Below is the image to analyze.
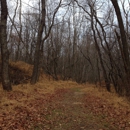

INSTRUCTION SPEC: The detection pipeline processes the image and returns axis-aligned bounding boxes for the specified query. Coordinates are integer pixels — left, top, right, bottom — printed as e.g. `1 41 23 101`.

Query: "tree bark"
111 0 130 95
90 6 111 92
111 0 129 77
31 0 62 84
0 0 12 91
31 0 46 84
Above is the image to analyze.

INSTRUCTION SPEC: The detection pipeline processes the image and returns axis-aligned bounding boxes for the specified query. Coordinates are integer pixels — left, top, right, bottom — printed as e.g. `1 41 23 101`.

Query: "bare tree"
0 0 12 91
30 0 46 84
111 0 130 95
31 0 63 84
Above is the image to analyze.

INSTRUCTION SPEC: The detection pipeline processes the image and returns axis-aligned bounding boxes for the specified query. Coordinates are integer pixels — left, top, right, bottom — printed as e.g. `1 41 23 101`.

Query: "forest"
1 0 130 129
1 0 129 95
1 0 130 96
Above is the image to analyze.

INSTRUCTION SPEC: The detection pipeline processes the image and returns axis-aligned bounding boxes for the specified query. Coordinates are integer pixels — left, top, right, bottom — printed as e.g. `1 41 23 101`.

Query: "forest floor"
0 61 130 130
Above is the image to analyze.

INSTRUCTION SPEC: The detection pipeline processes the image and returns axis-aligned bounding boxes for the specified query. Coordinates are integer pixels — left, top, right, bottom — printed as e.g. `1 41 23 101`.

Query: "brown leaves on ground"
0 88 68 130
83 94 130 130
0 61 130 130
0 85 130 130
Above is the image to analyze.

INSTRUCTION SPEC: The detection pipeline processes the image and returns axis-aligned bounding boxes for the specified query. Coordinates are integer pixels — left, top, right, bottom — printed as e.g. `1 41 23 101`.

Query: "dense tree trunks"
0 0 12 91
2 0 130 96
31 0 46 84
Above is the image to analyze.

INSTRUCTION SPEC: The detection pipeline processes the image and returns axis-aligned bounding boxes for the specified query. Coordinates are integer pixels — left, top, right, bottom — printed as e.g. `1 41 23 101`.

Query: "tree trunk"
90 6 111 92
111 0 129 77
111 0 130 95
0 0 12 91
31 0 46 84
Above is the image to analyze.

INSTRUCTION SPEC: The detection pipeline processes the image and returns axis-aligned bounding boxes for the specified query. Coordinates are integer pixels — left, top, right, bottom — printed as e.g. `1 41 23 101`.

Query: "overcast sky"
8 0 129 27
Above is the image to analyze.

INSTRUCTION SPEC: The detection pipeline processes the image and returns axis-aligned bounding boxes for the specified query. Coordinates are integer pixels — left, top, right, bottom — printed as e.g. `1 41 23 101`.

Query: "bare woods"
0 0 130 97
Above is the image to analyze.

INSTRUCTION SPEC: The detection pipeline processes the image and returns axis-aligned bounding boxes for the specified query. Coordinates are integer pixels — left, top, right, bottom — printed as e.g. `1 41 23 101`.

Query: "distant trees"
1 0 130 97
73 0 130 96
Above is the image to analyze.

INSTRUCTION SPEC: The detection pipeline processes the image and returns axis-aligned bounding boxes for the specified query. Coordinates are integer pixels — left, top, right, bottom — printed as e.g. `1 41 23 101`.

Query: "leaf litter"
0 62 130 130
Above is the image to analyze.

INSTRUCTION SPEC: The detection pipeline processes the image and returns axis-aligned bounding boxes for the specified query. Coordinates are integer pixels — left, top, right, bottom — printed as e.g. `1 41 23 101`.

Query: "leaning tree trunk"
90 5 111 92
111 0 130 95
111 0 129 73
0 0 12 91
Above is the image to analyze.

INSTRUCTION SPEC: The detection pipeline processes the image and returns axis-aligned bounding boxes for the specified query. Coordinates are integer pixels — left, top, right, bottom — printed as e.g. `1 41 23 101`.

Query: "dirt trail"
35 87 120 130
